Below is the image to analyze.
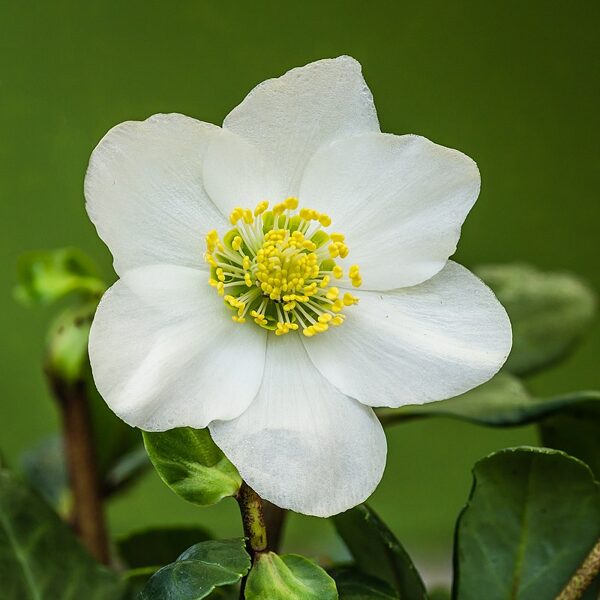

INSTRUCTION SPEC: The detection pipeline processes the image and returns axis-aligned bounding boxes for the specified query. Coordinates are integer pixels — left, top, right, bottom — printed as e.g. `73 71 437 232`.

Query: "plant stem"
49 376 110 565
236 482 269 599
237 482 268 556
556 538 600 600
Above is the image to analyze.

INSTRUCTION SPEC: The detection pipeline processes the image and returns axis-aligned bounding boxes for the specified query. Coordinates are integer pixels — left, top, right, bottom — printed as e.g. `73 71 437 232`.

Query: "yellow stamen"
204 199 361 338
254 200 269 216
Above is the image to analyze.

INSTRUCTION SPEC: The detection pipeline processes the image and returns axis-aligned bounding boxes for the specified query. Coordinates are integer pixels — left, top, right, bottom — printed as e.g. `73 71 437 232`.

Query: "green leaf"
379 373 600 428
139 538 250 600
143 428 242 506
453 447 600 600
207 586 239 599
540 394 600 479
330 567 398 599
119 527 226 600
118 525 212 569
332 504 427 599
245 552 337 600
475 264 596 376
20 435 71 517
15 248 106 306
45 302 96 383
0 470 124 599
125 567 240 599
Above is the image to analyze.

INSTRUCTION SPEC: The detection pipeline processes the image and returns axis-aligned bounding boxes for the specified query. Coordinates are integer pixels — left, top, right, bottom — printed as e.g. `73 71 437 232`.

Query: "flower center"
205 198 361 337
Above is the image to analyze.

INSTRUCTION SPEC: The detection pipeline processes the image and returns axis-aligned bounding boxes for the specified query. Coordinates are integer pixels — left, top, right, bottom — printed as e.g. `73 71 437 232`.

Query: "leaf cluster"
3 252 598 598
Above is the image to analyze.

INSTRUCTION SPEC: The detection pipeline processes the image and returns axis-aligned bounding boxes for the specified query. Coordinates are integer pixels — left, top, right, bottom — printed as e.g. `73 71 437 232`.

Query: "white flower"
86 56 511 517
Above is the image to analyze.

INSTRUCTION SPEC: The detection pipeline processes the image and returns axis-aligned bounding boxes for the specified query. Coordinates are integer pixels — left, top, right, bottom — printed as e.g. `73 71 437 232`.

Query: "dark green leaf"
0 470 123 599
540 395 600 479
475 264 596 376
453 447 600 600
20 435 71 517
139 538 250 600
379 373 599 428
245 552 337 600
124 570 239 600
118 525 212 569
15 247 105 306
332 504 427 599
207 586 239 599
143 428 241 506
330 567 398 599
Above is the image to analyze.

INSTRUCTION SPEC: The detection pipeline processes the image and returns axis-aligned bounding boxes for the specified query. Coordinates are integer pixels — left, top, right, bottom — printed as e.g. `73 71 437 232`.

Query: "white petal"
300 133 481 289
210 334 387 517
202 129 283 219
89 264 267 431
223 56 379 196
85 113 225 275
304 262 512 408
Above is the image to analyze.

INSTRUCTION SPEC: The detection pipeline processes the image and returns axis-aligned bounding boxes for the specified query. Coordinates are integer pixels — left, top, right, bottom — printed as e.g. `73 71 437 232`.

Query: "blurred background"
1 0 598 585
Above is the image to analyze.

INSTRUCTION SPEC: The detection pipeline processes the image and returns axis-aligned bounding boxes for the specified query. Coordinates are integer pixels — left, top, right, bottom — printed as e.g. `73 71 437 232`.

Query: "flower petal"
209 334 387 517
300 133 481 289
223 56 379 196
85 113 225 275
202 129 283 220
89 264 267 431
304 262 512 408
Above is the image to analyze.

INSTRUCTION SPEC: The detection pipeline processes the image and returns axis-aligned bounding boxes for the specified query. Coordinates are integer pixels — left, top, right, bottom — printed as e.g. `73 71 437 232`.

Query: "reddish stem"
50 376 110 564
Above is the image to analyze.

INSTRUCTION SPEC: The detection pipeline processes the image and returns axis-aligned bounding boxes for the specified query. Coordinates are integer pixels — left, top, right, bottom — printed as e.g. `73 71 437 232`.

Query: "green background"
1 0 598 583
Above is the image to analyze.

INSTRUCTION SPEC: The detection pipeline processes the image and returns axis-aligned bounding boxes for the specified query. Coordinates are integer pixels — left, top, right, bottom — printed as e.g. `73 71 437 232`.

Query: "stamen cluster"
205 198 361 337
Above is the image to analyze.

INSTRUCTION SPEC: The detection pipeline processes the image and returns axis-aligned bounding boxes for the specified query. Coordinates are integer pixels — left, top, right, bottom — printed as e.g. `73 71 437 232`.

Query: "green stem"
556 538 600 600
236 482 268 599
237 482 267 555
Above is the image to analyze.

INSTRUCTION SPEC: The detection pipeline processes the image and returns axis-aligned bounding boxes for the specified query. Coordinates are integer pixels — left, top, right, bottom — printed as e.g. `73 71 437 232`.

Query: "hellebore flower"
86 57 511 517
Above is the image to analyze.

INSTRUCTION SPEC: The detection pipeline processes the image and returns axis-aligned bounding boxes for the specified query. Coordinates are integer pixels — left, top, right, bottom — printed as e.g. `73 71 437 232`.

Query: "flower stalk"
48 375 110 565
556 538 600 600
237 482 268 556
236 482 269 599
